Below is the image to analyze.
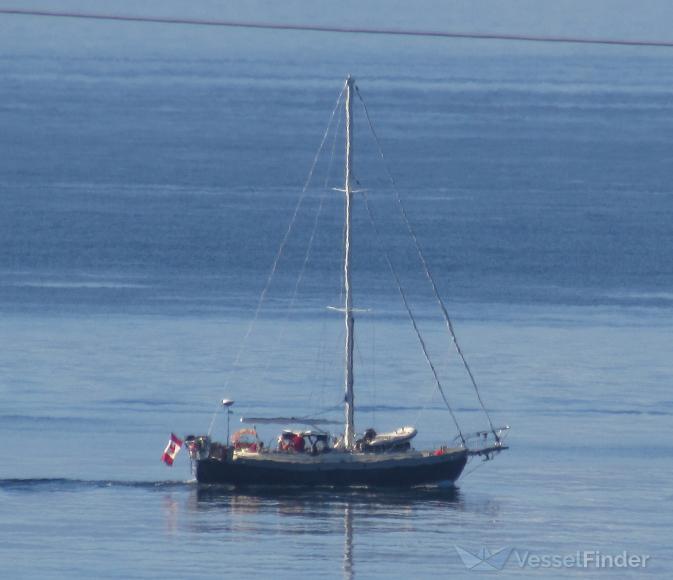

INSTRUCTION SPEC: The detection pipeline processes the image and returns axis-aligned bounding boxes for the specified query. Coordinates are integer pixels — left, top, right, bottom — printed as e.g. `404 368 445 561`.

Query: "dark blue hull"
196 451 468 487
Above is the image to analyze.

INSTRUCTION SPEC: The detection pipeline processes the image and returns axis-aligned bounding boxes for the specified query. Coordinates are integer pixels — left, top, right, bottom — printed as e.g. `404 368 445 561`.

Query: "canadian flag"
161 433 183 466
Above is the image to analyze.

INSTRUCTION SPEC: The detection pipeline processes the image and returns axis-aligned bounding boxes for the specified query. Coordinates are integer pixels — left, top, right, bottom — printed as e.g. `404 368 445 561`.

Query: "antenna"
221 399 235 444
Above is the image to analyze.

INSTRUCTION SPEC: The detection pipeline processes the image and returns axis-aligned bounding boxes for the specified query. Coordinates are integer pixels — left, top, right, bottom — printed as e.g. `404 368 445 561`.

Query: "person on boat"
355 428 377 451
277 430 305 452
277 431 293 451
363 428 377 443
291 433 305 453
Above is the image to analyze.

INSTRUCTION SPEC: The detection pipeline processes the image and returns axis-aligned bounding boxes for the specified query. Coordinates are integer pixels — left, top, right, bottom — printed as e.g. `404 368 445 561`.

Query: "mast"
343 76 355 450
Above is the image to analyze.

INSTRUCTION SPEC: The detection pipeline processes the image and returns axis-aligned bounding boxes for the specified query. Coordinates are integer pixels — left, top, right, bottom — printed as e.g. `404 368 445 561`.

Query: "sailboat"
183 77 509 487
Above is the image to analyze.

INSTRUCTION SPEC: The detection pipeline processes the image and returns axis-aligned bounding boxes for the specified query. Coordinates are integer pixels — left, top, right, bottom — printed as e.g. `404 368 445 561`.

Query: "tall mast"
343 76 355 450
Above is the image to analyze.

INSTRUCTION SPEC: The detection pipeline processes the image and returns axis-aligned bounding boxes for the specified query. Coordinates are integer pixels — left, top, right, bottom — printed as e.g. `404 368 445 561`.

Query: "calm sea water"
1 49 672 578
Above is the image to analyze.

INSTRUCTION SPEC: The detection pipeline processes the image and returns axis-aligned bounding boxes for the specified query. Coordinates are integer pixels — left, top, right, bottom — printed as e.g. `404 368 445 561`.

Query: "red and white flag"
161 433 183 466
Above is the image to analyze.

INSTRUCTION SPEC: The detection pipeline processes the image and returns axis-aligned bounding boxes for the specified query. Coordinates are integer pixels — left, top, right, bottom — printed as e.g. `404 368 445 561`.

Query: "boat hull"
196 449 468 487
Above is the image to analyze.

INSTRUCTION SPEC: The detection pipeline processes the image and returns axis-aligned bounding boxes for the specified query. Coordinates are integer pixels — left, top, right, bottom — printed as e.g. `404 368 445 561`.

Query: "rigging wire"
262 92 343 373
3 8 673 49
355 85 499 440
371 317 376 428
303 399 345 419
305 313 328 412
361 190 465 444
324 97 345 190
411 362 444 428
207 85 345 436
460 456 488 479
269 96 343 417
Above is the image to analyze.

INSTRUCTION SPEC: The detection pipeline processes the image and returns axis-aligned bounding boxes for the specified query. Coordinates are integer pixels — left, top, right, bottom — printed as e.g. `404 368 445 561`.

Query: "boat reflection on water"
343 502 353 580
188 486 468 579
